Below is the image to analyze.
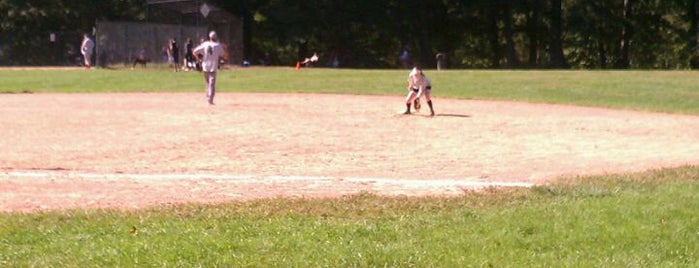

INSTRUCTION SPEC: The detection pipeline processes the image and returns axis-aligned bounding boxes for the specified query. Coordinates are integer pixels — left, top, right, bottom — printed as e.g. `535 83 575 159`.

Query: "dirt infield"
1 93 698 212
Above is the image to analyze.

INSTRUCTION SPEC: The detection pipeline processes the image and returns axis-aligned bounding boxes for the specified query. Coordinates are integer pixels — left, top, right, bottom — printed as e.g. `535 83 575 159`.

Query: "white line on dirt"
3 171 533 189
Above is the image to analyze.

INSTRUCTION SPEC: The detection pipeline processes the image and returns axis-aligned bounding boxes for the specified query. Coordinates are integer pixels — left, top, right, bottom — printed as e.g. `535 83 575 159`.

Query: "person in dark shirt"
184 38 195 71
169 38 180 72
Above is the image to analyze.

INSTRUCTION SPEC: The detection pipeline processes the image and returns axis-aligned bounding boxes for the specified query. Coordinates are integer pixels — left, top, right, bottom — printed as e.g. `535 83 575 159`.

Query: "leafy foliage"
216 0 699 69
2 0 699 69
0 0 145 65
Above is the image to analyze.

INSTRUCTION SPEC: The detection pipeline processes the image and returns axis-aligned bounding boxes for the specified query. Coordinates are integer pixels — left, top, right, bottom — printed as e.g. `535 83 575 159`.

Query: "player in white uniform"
80 33 95 69
403 67 435 116
193 31 226 105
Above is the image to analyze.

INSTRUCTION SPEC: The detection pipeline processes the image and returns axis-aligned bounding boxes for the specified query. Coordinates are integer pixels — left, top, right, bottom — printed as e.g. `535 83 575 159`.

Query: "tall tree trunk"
487 3 502 68
419 27 432 68
615 0 633 68
526 0 542 66
417 1 433 68
548 0 569 68
689 0 699 68
242 4 252 61
598 32 607 68
503 0 520 67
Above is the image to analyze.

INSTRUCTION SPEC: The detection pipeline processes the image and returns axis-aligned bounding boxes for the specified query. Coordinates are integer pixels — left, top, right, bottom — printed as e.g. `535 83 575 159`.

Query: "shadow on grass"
1 90 33 94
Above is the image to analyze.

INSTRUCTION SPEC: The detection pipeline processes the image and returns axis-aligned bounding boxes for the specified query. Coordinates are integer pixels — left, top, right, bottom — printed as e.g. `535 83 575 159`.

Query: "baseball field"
1 67 698 266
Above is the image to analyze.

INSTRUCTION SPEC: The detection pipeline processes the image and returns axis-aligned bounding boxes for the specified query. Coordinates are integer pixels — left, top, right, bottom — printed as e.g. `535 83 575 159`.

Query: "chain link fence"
96 21 241 67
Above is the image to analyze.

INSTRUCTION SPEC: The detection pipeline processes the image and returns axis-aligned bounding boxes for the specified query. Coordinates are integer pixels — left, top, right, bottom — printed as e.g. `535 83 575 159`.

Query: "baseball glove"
413 97 421 112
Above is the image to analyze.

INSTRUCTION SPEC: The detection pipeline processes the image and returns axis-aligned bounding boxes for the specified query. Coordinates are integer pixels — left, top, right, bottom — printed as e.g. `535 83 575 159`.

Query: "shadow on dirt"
435 113 470 118
397 113 471 118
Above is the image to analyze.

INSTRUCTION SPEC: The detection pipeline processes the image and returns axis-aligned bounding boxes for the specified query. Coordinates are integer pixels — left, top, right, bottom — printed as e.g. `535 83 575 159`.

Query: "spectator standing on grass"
399 47 410 68
436 52 446 70
162 44 169 62
193 31 226 105
169 38 180 72
80 33 94 69
329 54 340 68
184 38 195 71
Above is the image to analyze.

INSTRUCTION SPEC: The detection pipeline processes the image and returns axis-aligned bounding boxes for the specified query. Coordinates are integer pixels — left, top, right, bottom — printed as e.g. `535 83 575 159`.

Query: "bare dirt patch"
1 93 698 212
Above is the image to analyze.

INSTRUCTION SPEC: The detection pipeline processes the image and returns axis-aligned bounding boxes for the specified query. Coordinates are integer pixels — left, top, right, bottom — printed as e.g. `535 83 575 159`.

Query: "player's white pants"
83 53 92 67
205 71 217 103
405 88 432 104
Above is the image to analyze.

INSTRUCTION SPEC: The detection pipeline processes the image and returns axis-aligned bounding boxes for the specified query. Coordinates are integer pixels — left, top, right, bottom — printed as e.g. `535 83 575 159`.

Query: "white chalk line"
2 171 533 189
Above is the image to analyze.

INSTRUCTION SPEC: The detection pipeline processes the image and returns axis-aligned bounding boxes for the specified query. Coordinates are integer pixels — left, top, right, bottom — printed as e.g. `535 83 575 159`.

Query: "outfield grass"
1 166 697 267
1 67 698 115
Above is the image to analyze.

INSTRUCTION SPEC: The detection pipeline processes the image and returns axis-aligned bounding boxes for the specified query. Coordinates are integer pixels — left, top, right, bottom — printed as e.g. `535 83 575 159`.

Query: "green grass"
1 166 697 267
1 67 698 266
1 67 698 114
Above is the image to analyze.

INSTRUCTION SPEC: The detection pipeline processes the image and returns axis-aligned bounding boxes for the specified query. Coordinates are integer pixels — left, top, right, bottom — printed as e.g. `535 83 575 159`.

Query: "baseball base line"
3 171 533 189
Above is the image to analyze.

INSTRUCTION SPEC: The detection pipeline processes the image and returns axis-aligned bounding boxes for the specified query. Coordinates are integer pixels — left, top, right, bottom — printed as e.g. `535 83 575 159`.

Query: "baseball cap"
409 67 422 77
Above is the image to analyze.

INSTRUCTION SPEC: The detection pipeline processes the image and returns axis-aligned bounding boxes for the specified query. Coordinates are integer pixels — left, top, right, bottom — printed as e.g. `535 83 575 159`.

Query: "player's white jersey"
81 38 94 55
408 74 431 91
193 41 225 72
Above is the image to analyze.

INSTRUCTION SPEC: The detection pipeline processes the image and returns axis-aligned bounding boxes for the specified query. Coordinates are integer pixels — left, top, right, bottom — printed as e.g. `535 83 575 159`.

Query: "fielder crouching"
403 66 435 116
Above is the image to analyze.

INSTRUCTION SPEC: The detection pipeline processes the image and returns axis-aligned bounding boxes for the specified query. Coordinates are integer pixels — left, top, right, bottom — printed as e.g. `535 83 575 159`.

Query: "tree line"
2 0 698 69
0 0 146 65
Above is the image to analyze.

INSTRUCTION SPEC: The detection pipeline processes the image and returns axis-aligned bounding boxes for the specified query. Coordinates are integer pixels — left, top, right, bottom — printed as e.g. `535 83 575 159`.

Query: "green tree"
0 0 144 65
3 0 699 69
685 0 699 68
548 0 569 68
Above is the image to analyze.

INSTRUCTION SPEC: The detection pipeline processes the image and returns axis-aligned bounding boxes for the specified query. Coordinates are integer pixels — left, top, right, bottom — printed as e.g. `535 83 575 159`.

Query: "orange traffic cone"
295 61 301 70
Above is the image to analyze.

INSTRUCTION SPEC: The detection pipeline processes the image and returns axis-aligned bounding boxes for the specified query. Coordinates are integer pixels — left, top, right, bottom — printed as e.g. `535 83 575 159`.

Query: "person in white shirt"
80 33 95 69
403 66 435 116
300 52 319 66
193 31 226 105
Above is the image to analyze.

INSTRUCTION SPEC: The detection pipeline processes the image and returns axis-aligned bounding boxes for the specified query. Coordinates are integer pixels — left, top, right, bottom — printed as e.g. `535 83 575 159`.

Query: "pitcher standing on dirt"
193 31 226 105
